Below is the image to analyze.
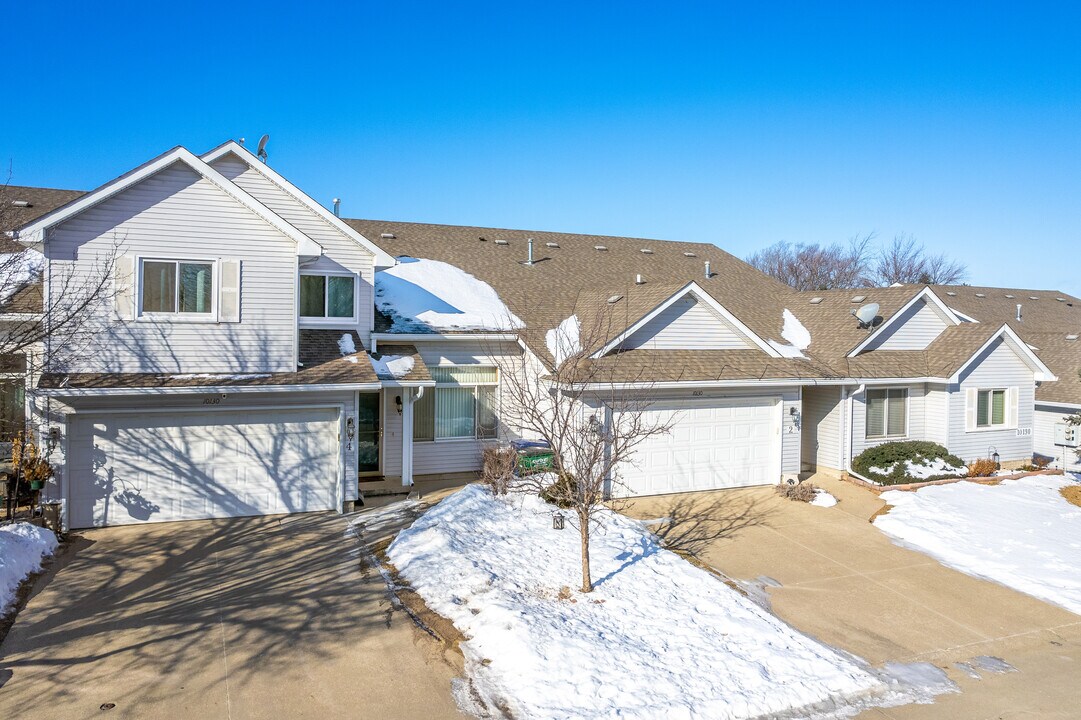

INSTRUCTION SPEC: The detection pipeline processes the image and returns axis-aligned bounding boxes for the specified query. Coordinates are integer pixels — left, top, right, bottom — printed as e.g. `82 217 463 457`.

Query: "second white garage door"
67 407 341 528
615 398 781 497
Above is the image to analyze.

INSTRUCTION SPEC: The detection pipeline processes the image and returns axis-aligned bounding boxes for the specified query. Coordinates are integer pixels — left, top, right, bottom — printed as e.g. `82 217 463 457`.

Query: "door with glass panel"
357 393 381 475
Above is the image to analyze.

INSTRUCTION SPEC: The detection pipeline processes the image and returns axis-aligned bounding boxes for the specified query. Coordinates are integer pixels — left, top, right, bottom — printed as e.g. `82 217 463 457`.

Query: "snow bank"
369 354 415 379
876 475 1081 614
389 484 923 719
0 249 45 304
376 257 524 332
544 314 581 367
0 523 58 616
812 490 839 507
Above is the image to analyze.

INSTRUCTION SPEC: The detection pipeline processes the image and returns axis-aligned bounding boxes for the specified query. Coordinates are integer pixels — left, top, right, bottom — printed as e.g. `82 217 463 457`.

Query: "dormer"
849 288 962 356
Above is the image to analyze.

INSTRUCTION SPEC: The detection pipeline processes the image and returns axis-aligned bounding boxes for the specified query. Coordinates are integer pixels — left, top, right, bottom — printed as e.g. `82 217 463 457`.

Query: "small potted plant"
12 431 54 492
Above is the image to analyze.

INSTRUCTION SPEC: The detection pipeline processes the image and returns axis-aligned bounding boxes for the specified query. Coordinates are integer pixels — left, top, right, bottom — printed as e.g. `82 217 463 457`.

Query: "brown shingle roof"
583 350 839 383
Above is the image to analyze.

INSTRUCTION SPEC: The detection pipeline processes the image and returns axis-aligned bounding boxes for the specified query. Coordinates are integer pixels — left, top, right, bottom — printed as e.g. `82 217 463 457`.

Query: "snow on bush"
388 485 936 719
376 257 524 332
876 475 1081 614
0 523 58 616
854 441 966 485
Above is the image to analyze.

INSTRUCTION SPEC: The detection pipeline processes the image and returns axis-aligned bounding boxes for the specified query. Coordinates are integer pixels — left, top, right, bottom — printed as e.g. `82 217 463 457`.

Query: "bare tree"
871 233 967 286
491 308 676 593
746 234 874 290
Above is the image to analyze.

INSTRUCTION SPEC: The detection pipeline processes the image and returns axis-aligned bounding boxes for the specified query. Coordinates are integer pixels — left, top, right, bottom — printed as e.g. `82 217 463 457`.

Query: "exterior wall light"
395 395 403 415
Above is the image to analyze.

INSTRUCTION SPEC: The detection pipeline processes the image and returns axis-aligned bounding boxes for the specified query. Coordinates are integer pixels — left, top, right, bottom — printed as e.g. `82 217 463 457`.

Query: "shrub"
481 446 517 495
1032 455 1052 470
967 458 998 478
852 440 966 486
539 472 577 509
776 481 818 502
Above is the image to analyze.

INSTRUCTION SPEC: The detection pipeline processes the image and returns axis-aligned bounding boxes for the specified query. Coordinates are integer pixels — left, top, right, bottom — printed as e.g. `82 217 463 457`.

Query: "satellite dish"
256 134 270 163
853 302 880 328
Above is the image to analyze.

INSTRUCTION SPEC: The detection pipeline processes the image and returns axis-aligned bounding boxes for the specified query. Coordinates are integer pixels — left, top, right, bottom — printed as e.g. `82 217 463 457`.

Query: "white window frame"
298 270 358 324
415 366 500 443
137 256 220 322
865 387 909 440
975 387 1008 429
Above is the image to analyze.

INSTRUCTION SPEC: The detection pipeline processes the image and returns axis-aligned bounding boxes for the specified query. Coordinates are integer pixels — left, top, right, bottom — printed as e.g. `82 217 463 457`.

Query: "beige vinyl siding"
1033 404 1081 472
802 385 843 471
618 295 753 350
210 154 376 345
865 299 951 351
850 384 926 457
46 162 297 373
947 337 1035 462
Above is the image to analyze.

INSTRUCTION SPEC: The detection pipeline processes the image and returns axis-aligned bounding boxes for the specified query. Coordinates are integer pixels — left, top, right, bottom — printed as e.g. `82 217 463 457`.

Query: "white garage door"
615 398 781 498
68 407 341 528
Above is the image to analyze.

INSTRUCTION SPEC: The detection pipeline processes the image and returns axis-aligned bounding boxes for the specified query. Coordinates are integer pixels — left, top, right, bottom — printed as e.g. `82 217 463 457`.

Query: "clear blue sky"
3 2 1079 295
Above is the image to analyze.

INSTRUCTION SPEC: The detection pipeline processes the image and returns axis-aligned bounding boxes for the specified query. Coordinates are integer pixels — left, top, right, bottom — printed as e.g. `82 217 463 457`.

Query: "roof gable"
950 324 1056 383
848 287 961 357
617 293 754 351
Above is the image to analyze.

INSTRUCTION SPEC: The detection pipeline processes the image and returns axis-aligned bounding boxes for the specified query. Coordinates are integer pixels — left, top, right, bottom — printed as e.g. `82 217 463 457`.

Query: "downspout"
843 383 877 484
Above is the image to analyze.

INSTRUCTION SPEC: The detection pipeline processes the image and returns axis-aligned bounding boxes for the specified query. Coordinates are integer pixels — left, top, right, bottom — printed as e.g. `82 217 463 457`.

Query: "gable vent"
380 232 395 239
683 251 697 258
495 239 509 246
594 245 608 251
640 248 654 254
809 297 823 304
607 294 623 304
850 295 866 303
546 241 560 248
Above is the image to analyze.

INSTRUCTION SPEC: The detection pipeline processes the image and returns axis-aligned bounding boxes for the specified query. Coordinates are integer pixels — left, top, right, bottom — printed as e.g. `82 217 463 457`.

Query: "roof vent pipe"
1016 303 1022 322
635 274 644 285
333 198 341 217
527 238 534 265
704 261 711 279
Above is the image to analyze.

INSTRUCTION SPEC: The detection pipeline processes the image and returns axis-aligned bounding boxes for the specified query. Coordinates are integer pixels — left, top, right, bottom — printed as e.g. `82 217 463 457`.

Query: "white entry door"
67 407 341 528
615 398 781 497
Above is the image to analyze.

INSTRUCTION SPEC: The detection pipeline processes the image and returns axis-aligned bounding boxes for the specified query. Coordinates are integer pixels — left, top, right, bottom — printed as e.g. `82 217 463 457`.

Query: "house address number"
1016 427 1031 437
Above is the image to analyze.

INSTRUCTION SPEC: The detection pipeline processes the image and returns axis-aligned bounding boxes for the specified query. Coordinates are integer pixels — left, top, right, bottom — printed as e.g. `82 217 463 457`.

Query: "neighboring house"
1 142 1078 529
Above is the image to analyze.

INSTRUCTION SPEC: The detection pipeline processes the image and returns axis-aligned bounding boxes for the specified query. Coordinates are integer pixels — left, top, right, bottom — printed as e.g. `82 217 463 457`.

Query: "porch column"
401 387 415 486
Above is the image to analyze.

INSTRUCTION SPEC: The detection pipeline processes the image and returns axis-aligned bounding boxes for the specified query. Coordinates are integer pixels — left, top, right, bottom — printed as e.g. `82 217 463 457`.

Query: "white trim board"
848 287 962 357
948 324 1057 383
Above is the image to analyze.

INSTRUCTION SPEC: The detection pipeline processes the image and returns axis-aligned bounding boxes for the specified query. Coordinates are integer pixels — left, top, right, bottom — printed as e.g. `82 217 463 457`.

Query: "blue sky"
3 2 1080 295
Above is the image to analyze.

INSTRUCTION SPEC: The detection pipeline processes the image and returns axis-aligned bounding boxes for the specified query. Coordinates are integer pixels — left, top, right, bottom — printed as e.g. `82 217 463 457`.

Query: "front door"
357 393 381 475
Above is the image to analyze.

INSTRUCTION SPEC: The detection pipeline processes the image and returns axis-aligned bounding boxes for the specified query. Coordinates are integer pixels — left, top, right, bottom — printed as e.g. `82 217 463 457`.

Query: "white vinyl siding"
46 162 297 373
1034 405 1081 472
801 385 843 471
618 295 754 351
924 384 950 446
863 298 951 352
210 154 376 343
948 337 1035 462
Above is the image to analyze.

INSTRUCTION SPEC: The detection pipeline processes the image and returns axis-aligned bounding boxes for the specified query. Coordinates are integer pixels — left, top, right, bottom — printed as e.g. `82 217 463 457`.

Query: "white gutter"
41 382 383 397
1034 400 1081 412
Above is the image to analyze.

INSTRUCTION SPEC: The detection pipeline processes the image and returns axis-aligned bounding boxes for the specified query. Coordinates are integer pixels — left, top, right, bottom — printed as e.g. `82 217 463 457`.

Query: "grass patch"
1060 485 1081 508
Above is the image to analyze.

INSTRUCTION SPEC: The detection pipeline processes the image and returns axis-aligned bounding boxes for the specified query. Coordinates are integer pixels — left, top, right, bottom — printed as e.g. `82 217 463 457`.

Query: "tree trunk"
578 509 592 593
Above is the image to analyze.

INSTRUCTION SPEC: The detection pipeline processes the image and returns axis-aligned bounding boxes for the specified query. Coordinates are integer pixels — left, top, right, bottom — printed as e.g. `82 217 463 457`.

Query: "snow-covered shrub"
967 458 999 478
776 481 818 502
481 446 516 495
853 441 966 485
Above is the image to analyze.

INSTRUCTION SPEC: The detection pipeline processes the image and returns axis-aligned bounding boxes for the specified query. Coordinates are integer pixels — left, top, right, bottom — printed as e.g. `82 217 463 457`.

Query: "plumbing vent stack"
704 261 711 278
527 238 534 265
1016 303 1022 322
635 274 644 285
333 198 341 217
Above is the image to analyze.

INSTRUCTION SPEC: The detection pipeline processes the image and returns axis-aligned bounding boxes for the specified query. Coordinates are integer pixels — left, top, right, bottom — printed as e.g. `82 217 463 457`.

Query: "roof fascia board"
948 324 1057 383
16 146 323 259
592 282 782 359
40 381 383 397
202 142 395 268
1034 400 1081 412
848 287 962 358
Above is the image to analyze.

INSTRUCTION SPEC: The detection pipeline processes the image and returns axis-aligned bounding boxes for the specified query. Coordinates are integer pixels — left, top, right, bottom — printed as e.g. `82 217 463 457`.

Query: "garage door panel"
69 408 340 528
616 398 780 498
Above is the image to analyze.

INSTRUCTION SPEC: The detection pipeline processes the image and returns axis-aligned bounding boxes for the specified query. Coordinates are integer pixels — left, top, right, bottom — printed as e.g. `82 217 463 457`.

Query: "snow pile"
544 314 581 367
376 257 524 332
389 484 938 719
875 474 1081 613
369 354 415 379
0 523 58 616
811 489 839 507
767 309 811 359
0 249 45 304
338 333 357 355
868 458 967 481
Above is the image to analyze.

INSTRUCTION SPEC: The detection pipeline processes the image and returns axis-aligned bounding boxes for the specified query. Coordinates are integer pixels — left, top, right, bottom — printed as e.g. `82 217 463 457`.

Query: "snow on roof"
545 314 581 367
767 309 811 359
1 249 44 304
369 353 415 380
376 257 524 333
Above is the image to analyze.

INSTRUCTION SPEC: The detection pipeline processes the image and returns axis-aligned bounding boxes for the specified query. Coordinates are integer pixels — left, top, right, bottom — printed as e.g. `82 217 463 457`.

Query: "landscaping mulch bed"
843 468 1064 495
1061 485 1081 508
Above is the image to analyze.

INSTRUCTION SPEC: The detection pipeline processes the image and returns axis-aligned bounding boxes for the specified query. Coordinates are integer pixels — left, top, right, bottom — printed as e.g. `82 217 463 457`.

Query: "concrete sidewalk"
0 511 466 720
623 475 1081 719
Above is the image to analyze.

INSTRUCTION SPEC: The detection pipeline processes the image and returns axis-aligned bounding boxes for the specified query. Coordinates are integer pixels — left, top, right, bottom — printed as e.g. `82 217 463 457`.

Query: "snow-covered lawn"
0 523 58 617
388 485 947 719
875 474 1081 614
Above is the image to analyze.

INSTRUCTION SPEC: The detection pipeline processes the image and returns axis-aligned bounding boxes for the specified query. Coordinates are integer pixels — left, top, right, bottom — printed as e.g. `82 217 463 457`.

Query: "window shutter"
1007 386 1019 428
219 260 241 323
115 255 135 320
965 387 977 431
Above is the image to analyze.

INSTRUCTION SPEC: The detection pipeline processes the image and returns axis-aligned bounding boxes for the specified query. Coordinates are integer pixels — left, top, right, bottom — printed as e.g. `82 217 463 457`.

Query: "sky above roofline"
2 2 1079 297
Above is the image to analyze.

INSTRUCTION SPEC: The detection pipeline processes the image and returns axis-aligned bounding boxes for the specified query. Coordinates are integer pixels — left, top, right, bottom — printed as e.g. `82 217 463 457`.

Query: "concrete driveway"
623 475 1081 719
0 511 465 720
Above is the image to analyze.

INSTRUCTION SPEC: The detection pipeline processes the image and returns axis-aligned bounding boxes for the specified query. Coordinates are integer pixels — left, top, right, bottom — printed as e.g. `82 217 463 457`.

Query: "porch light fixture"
552 513 565 530
395 395 403 415
346 417 356 441
989 446 1000 470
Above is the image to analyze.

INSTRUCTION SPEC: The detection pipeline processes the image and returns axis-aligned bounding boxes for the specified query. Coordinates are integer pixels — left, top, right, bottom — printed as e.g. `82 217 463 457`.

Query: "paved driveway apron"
0 512 465 720
624 475 1081 720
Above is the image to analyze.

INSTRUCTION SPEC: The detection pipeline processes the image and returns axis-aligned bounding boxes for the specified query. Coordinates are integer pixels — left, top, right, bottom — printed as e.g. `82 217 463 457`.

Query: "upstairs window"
300 274 355 319
414 366 499 441
141 260 214 315
865 388 907 439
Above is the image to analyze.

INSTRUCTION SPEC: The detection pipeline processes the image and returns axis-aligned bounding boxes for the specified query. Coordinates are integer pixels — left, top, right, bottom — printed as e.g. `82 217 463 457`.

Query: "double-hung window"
300 273 356 319
976 389 1007 428
0 354 26 443
865 388 907 439
414 366 499 441
141 259 214 315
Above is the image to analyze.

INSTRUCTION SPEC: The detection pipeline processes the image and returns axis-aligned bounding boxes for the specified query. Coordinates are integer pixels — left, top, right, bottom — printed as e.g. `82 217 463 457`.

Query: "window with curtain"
141 260 213 314
413 366 499 441
300 274 355 318
865 388 907 439
0 378 26 439
976 389 1007 427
